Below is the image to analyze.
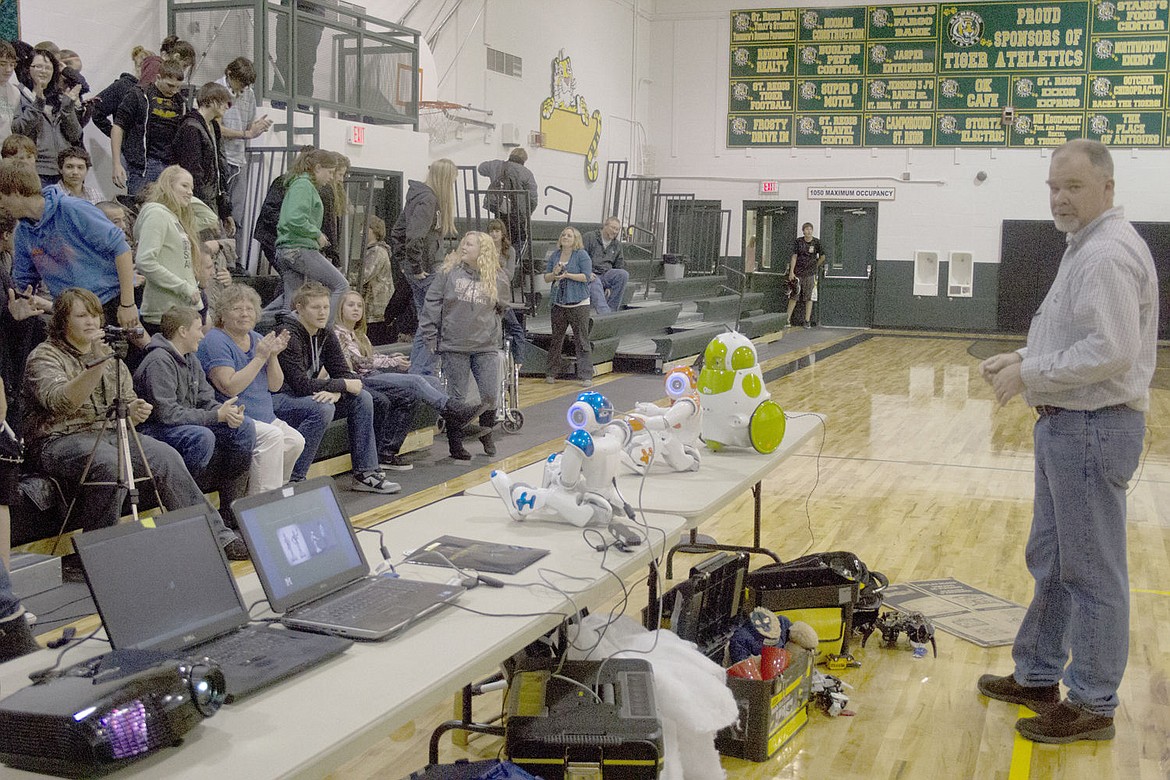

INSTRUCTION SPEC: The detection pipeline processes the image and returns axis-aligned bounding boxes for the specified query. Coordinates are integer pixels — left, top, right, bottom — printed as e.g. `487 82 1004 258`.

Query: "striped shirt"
1018 206 1157 412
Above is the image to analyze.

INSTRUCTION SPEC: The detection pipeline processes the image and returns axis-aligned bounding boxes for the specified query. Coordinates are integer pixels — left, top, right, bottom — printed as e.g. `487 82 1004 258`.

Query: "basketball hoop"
419 100 463 144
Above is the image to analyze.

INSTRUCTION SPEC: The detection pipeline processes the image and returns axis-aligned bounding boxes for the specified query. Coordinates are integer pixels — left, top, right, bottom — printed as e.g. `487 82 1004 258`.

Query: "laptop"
232 476 464 641
73 506 352 703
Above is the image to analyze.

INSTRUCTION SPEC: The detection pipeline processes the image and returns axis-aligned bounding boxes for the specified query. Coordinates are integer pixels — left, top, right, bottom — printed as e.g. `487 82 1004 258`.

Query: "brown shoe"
1016 701 1115 744
977 674 1060 712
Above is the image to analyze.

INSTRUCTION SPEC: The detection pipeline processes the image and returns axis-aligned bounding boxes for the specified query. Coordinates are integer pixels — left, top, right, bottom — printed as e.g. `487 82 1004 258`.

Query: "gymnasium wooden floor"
327 330 1170 780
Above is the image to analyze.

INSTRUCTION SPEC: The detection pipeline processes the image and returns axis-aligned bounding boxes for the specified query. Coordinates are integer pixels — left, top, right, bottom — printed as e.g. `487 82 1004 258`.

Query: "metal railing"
542 185 573 223
168 0 421 129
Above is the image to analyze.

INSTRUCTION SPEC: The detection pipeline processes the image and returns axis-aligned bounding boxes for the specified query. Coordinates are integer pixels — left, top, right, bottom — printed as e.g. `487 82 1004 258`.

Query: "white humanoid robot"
697 331 786 453
621 366 702 475
492 392 635 527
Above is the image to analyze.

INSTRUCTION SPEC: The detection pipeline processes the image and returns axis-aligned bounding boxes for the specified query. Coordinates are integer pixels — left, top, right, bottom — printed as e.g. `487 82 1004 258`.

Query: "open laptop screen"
233 477 368 613
74 507 246 652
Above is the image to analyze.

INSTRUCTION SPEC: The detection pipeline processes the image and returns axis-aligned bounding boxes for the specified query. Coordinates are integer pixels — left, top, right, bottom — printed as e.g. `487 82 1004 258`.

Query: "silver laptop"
232 476 464 641
73 506 352 702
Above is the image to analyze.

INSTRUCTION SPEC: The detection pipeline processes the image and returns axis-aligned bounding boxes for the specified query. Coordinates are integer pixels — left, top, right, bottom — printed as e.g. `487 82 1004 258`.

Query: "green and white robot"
697 331 786 453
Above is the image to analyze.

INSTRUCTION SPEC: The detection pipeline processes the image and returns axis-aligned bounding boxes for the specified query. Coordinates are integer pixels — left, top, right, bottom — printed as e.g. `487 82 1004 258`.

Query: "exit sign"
759 180 779 194
348 124 365 145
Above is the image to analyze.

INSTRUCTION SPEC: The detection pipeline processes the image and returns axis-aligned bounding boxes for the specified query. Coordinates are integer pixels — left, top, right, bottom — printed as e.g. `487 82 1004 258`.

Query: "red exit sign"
759 180 779 194
348 124 365 145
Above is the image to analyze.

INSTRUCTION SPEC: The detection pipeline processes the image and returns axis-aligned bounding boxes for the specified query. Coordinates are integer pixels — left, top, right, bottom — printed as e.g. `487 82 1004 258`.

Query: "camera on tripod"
103 325 145 357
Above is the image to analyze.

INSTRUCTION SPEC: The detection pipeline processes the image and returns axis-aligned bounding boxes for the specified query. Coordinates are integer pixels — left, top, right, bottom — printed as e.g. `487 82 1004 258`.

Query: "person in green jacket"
134 165 222 330
275 148 347 323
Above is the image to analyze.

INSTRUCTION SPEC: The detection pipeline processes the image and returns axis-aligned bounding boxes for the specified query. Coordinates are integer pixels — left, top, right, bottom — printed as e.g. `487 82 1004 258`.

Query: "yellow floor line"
1132 588 1170 596
1007 705 1034 780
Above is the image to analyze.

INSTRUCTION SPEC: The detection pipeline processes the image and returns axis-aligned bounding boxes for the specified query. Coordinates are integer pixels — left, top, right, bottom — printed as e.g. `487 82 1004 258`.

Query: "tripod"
51 342 163 554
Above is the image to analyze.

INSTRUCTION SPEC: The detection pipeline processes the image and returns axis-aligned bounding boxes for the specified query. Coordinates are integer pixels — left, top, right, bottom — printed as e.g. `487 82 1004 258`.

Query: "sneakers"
803 322 812 329
222 535 251 562
1016 701 1115 744
977 674 1060 711
579 379 593 388
379 453 414 471
544 376 556 384
353 470 401 494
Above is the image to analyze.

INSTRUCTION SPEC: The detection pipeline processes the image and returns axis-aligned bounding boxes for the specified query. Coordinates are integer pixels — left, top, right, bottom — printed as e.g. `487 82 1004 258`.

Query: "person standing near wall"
787 222 824 328
478 148 538 267
977 138 1156 744
216 57 271 260
389 158 456 377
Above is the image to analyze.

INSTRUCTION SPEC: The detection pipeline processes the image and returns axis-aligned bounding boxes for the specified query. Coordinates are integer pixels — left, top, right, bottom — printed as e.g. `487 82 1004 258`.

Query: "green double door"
817 202 878 328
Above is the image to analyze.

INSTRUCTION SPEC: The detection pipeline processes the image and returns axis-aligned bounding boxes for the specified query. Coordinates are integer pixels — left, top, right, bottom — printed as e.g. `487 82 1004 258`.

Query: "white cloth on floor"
566 614 738 780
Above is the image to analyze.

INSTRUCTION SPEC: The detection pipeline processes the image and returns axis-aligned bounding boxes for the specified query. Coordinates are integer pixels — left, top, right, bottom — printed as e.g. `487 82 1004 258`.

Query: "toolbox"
744 561 859 661
715 649 813 762
505 659 663 779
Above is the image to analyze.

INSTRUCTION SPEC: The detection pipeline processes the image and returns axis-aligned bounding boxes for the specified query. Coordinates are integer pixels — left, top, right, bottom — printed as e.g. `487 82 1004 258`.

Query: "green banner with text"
728 0 1170 147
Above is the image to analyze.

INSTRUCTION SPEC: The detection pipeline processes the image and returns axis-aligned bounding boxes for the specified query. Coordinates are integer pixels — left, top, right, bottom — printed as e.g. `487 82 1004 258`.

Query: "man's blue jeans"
407 275 436 376
587 268 629 313
1011 406 1144 717
137 420 257 482
273 392 334 481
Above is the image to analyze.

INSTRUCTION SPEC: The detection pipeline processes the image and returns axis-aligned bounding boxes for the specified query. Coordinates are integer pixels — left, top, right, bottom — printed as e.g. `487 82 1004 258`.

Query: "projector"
0 649 224 777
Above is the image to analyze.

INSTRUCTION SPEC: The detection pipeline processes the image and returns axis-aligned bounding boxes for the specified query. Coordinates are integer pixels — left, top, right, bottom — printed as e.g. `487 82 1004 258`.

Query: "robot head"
704 331 757 373
567 391 614 432
664 366 697 400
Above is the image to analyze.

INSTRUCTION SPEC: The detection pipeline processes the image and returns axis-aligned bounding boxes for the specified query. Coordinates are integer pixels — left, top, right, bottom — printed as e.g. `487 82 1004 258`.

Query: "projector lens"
186 663 226 717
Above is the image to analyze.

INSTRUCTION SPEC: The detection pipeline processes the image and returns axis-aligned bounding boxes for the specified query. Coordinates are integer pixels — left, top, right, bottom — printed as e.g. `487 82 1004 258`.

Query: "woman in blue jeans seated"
0 376 39 664
274 282 398 494
334 291 484 466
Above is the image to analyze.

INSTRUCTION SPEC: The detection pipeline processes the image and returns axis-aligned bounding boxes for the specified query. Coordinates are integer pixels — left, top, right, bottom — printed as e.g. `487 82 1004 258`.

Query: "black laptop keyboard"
297 578 431 625
195 626 291 665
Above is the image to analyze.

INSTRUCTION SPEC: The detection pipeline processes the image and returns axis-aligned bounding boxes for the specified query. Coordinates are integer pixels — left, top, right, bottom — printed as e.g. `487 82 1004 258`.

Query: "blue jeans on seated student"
278 246 348 325
273 389 380 477
364 384 416 457
587 268 629 313
37 431 228 541
137 419 257 483
273 392 334 481
363 370 448 412
1011 406 1145 718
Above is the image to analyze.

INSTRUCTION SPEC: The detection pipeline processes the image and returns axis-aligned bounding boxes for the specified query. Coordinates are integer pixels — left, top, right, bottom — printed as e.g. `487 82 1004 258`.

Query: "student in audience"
173 81 234 232
0 159 140 331
0 42 21 140
488 218 529 367
0 134 37 171
90 45 153 138
275 281 399 493
199 283 304 494
0 212 50 433
276 149 347 322
419 232 510 459
355 214 392 327
543 226 593 387
0 376 40 664
583 216 628 314
22 288 248 558
53 146 102 203
478 147 538 255
319 151 349 267
11 48 83 186
111 61 186 196
389 157 457 376
138 36 195 89
216 57 271 258
133 165 220 332
133 306 257 527
334 290 485 466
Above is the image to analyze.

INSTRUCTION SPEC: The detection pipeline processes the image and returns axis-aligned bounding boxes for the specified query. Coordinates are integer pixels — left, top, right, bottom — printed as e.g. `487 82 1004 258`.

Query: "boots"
442 401 489 441
447 422 472 460
479 409 498 457
0 610 40 664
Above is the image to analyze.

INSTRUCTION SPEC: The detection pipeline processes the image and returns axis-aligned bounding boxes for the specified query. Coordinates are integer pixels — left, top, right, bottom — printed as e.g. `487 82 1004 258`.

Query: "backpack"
484 162 529 217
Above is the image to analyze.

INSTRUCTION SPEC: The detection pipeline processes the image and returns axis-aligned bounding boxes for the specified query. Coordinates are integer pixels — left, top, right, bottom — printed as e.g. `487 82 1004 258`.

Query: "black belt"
1034 403 1131 417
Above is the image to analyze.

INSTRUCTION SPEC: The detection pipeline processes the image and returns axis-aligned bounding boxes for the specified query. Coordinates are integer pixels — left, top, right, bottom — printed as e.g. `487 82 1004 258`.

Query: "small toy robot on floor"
491 392 635 529
861 610 938 658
